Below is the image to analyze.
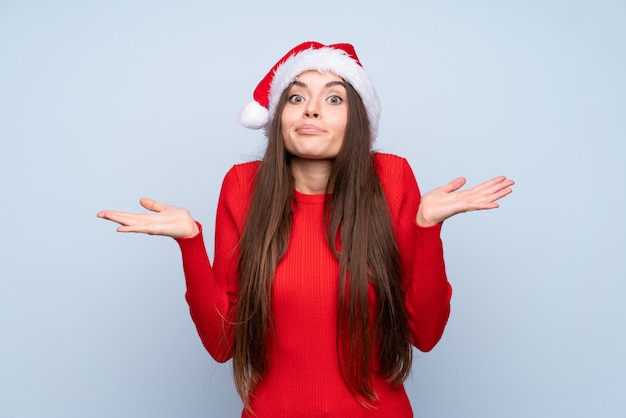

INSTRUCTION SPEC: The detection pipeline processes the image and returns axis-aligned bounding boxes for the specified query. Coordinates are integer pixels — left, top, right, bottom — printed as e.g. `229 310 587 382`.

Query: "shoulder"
372 152 421 216
373 151 407 166
217 160 261 216
222 160 261 192
227 160 261 179
373 152 415 186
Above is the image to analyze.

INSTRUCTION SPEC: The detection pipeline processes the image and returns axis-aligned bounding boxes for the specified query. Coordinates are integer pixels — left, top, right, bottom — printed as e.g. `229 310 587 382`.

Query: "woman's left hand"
416 176 515 227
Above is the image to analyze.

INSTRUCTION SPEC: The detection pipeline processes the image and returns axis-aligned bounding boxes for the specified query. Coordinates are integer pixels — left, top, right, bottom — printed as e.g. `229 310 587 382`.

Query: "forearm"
403 222 452 352
176 223 234 362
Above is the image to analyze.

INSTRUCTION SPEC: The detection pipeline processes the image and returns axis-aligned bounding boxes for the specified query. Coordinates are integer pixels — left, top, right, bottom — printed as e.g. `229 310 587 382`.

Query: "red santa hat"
238 41 381 140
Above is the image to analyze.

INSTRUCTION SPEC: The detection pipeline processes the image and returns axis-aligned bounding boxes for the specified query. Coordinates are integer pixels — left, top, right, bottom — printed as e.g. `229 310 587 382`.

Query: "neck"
289 158 333 194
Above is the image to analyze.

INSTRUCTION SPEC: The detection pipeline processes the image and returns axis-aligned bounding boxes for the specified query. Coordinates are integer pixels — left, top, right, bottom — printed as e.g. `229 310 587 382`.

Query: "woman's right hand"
97 198 200 239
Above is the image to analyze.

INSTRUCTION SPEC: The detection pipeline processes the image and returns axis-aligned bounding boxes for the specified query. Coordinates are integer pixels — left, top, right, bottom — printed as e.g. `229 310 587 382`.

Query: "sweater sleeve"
393 159 452 352
175 166 247 363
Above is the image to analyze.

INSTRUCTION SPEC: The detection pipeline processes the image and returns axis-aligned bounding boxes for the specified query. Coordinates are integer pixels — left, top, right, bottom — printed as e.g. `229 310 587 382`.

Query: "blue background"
1 1 624 417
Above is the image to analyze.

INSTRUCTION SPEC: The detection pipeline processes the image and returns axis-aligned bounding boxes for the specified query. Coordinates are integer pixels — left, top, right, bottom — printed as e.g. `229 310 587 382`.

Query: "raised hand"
97 198 199 239
416 176 514 227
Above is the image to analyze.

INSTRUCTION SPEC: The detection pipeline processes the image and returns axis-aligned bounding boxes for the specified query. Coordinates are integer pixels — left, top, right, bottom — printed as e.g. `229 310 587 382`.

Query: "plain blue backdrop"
1 1 624 417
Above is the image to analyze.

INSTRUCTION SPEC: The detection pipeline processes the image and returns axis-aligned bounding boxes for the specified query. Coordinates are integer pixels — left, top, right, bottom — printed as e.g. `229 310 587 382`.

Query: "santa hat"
238 41 381 140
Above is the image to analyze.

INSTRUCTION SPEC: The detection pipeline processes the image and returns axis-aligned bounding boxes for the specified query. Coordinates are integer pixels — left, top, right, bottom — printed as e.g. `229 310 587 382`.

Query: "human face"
280 70 348 161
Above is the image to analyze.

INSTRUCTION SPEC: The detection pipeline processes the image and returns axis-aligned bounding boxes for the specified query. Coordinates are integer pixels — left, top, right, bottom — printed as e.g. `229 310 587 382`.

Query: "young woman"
98 41 514 417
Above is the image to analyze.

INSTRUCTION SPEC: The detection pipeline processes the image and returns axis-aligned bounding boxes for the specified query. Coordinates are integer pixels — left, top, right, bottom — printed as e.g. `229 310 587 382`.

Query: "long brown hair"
234 79 412 409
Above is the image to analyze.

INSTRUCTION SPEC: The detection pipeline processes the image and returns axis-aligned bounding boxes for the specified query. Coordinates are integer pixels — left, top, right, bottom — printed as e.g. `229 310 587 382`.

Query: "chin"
289 152 337 162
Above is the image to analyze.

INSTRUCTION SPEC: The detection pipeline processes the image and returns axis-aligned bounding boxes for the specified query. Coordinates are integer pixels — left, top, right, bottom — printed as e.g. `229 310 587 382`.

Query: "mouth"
296 124 325 135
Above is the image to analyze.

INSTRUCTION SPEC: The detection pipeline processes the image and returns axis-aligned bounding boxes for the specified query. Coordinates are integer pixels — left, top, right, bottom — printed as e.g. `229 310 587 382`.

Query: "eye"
327 95 344 105
288 94 305 104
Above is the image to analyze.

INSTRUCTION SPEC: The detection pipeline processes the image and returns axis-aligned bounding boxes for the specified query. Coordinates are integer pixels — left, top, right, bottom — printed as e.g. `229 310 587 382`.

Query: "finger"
472 185 513 210
485 179 515 197
472 176 507 191
489 176 514 189
472 177 514 196
97 209 122 220
442 177 467 193
489 185 514 202
139 198 165 213
116 224 155 234
97 210 143 226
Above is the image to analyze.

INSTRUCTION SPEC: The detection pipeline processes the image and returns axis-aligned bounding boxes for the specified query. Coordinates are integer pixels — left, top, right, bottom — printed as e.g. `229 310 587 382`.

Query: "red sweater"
176 153 452 417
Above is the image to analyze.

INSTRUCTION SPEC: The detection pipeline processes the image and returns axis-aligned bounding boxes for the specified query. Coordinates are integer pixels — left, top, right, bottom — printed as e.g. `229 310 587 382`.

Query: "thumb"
139 197 164 213
442 177 467 193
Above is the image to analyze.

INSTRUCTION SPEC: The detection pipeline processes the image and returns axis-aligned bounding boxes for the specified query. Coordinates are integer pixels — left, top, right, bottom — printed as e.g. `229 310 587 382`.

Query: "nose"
304 102 320 118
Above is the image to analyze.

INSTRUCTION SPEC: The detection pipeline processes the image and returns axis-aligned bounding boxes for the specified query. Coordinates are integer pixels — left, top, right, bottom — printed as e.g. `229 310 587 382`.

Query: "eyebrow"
292 80 346 89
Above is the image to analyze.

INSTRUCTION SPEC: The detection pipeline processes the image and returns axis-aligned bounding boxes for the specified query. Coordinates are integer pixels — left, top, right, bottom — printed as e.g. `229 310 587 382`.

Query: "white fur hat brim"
239 42 380 140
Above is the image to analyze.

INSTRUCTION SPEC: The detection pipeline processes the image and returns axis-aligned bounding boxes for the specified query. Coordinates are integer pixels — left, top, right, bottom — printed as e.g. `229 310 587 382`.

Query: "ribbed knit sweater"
176 153 452 417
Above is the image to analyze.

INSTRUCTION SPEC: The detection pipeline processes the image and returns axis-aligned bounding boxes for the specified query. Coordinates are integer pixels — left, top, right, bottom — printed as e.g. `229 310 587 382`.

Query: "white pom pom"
238 101 269 129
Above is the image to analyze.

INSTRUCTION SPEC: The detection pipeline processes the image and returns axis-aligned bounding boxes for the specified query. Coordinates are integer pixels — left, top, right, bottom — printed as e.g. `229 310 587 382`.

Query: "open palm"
416 176 514 227
97 198 199 239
